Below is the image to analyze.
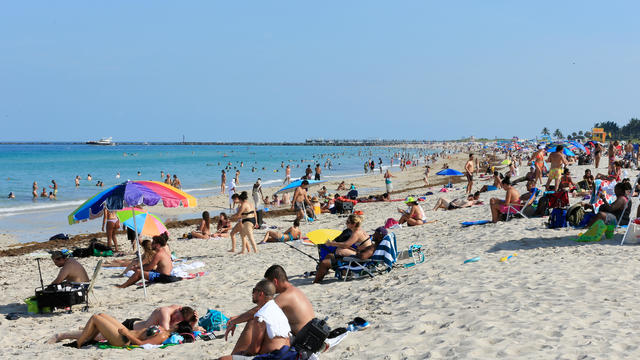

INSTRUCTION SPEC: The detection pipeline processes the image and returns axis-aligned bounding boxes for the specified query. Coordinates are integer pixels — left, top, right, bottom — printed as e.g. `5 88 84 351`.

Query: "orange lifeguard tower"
592 128 606 143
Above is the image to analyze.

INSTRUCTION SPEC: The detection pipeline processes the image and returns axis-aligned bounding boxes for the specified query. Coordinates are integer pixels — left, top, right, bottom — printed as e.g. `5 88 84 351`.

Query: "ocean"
0 144 432 243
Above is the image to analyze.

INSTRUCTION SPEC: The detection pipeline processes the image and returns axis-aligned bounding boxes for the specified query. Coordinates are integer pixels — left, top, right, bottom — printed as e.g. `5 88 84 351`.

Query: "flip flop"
347 317 370 331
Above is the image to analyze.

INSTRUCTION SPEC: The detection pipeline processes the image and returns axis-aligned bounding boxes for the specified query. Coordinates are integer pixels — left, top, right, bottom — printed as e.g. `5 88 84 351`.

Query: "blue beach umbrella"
274 179 326 194
275 179 326 223
569 141 586 152
436 168 464 187
546 146 576 157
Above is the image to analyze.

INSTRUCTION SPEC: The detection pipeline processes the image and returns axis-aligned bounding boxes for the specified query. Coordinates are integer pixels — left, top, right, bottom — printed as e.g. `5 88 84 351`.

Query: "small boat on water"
86 137 116 145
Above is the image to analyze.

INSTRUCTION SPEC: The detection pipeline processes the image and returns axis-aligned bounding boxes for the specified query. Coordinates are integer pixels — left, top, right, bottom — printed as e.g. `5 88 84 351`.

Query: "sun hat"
404 196 417 204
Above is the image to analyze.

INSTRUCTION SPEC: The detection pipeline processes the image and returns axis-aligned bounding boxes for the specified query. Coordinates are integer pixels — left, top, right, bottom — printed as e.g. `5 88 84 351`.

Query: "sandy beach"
2 151 640 359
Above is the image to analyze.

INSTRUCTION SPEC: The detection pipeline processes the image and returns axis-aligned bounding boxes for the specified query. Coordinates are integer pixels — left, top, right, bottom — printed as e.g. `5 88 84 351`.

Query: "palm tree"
542 127 550 136
553 129 563 139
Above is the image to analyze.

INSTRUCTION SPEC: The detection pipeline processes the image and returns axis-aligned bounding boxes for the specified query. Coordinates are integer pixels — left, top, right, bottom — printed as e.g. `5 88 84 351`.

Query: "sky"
0 1 638 142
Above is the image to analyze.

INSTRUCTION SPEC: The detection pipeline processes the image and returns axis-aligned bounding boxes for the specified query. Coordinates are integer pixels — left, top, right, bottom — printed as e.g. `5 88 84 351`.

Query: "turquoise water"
0 144 432 242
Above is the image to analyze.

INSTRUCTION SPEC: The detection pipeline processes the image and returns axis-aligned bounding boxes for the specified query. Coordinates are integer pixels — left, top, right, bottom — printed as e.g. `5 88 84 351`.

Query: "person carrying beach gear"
220 279 298 360
50 250 90 285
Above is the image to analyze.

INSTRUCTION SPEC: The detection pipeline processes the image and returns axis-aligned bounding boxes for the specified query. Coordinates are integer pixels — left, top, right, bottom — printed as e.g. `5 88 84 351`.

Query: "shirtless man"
221 279 294 360
314 164 321 180
117 234 174 288
283 165 291 185
465 154 474 195
489 176 521 223
544 145 569 190
225 265 314 354
50 251 90 284
292 180 312 221
171 175 181 189
75 176 80 187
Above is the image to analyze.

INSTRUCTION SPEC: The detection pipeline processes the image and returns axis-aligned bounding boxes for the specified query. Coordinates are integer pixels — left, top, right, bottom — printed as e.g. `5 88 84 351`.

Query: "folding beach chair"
336 233 398 281
619 175 640 245
505 188 539 221
84 259 103 311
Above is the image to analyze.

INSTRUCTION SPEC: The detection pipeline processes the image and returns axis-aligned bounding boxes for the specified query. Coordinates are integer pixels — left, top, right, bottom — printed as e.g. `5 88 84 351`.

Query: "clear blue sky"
1 1 638 142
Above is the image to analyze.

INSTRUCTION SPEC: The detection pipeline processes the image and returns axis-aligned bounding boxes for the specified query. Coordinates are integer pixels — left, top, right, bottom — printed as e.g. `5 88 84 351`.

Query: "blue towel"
370 233 398 270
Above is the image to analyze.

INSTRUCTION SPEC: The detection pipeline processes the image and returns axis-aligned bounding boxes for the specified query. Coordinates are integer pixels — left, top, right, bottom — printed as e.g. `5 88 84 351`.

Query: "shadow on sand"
486 233 625 252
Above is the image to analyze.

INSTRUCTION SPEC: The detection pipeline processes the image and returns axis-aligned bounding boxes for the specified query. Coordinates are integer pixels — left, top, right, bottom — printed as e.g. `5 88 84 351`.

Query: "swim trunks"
465 172 473 181
293 202 304 211
548 168 562 181
148 271 181 284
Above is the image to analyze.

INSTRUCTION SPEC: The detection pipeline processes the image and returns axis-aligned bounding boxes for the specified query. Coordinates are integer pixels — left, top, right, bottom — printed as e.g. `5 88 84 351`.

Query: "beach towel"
592 179 616 213
461 220 491 227
370 233 398 270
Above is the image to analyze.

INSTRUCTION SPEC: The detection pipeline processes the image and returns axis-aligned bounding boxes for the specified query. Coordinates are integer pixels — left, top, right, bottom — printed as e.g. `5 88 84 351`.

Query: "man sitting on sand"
50 250 90 285
117 233 176 288
48 305 200 344
220 279 296 360
225 265 314 350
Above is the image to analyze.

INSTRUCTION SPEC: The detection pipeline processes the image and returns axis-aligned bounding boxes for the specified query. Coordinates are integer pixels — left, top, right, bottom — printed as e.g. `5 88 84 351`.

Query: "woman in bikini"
190 211 211 239
212 212 232 238
102 208 120 252
231 191 258 254
51 313 191 348
313 214 371 283
531 146 546 186
398 197 427 226
559 168 576 191
260 219 301 243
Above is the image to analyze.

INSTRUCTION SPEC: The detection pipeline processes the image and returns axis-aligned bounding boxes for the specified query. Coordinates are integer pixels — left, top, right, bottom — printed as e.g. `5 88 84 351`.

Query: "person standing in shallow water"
221 170 226 194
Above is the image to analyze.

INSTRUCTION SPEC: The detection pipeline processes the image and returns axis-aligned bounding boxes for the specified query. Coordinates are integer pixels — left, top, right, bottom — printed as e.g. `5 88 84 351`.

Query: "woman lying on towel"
51 313 192 348
104 240 156 276
260 219 301 244
313 214 371 283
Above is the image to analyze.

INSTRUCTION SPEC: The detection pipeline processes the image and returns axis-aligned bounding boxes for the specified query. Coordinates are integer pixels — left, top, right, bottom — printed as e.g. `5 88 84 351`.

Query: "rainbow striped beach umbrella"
68 180 197 296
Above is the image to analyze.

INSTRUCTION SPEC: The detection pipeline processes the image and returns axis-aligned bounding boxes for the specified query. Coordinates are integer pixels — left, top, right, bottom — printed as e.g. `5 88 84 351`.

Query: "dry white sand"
2 154 640 359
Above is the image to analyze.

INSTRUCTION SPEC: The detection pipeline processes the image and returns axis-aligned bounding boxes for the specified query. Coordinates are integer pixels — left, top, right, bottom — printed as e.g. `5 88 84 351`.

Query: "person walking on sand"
221 170 227 194
252 178 264 208
465 154 475 195
544 145 569 191
314 164 321 180
235 170 240 185
283 165 291 185
228 178 237 209
424 166 431 186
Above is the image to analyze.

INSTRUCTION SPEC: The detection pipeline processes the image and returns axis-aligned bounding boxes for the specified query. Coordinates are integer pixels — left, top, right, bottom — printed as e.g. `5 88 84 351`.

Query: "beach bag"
293 318 330 358
385 218 399 229
534 194 550 217
578 212 595 228
549 190 569 208
49 233 69 241
567 204 585 227
198 309 229 332
548 208 567 229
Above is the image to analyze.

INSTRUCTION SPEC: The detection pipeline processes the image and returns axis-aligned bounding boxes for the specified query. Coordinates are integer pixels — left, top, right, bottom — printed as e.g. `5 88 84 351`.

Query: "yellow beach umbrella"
305 229 343 245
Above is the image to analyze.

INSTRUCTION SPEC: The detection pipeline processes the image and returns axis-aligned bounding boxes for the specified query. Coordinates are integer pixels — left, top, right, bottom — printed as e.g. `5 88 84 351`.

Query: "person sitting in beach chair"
586 182 631 227
432 192 481 211
313 214 370 283
220 280 296 360
260 219 301 244
397 197 427 226
63 312 192 348
117 233 179 288
489 176 521 223
334 227 398 280
50 250 90 285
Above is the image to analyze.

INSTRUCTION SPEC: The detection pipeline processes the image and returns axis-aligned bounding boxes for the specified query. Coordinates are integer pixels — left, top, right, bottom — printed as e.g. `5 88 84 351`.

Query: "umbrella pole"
283 241 319 264
131 208 147 297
